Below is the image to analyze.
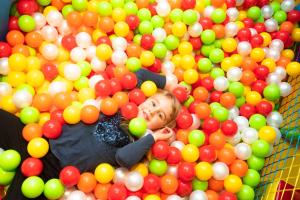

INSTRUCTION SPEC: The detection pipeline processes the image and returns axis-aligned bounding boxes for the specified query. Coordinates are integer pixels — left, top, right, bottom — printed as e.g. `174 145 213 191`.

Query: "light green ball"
72 0 87 12
201 30 216 45
0 150 21 171
247 6 261 21
20 106 40 124
164 35 180 50
229 82 244 97
111 0 124 8
247 155 265 171
152 43 167 59
151 16 164 28
209 48 224 64
192 178 208 191
37 0 51 6
211 8 226 23
18 15 36 32
62 5 74 18
126 57 141 72
249 114 266 130
210 68 225 79
182 9 198 25
243 169 260 187
129 117 147 137
97 1 112 16
77 61 91 77
44 179 65 200
198 58 213 73
21 176 45 199
263 84 281 101
74 77 89 90
124 2 138 15
138 21 153 34
237 185 255 200
170 9 183 23
0 167 15 186
201 44 215 57
213 106 229 122
137 8 152 21
188 130 205 147
252 140 270 158
149 159 168 176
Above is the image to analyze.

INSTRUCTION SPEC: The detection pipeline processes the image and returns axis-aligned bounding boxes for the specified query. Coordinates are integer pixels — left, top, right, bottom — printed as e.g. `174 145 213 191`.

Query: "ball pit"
0 0 299 199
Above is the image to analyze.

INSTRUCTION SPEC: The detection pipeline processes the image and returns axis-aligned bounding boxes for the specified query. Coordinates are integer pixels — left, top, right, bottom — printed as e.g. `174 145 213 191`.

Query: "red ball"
242 18 254 28
172 87 188 103
199 17 213 30
243 0 257 9
95 79 111 97
257 0 268 7
148 3 157 16
199 145 217 162
188 99 201 114
17 0 39 15
210 91 222 103
110 78 122 94
41 63 58 81
201 77 214 91
239 103 256 119
152 141 170 160
237 28 251 41
148 58 162 73
189 37 202 50
108 183 127 200
21 157 43 177
287 10 300 24
141 34 155 50
50 110 65 125
221 120 238 136
121 102 138 120
256 100 273 116
120 72 137 90
126 15 140 30
61 35 77 51
166 147 182 165
225 0 236 8
181 0 196 10
219 191 237 200
178 162 195 182
202 117 220 134
42 119 62 139
0 42 12 58
253 65 269 80
96 36 112 46
59 166 81 187
254 22 266 33
176 111 193 129
250 34 263 47
8 16 20 31
275 31 289 44
251 80 267 94
128 89 146 105
176 180 192 197
143 174 160 194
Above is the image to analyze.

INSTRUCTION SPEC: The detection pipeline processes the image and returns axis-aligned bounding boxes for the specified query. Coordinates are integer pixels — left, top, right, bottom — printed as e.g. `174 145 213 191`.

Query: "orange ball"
67 11 83 28
169 0 181 9
280 21 294 33
25 31 44 48
209 131 226 149
94 183 111 200
276 56 291 67
240 70 256 86
218 147 236 165
195 102 211 119
173 68 184 82
220 92 236 108
193 87 208 102
208 178 224 192
113 91 129 108
77 172 97 193
230 160 248 177
211 0 225 7
6 30 24 46
69 91 78 102
176 129 189 144
81 105 100 124
99 17 114 33
12 44 30 56
164 22 173 35
32 93 53 112
114 66 129 79
51 0 65 10
126 43 142 58
100 97 118 116
83 11 99 27
53 92 72 110
241 57 258 71
212 25 225 39
206 190 219 200
160 174 178 195
136 0 149 8
22 123 43 142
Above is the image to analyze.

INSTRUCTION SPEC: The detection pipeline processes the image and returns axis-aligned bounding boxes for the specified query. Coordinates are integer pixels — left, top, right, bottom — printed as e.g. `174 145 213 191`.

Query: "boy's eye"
158 113 163 119
152 101 156 107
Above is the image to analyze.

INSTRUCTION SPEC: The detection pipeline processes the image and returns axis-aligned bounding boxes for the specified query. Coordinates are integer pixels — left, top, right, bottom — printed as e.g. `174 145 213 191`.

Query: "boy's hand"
152 127 175 142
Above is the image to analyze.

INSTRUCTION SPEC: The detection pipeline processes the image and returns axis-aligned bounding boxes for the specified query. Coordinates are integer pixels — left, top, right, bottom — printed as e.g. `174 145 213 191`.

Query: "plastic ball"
181 144 199 162
252 139 270 158
267 111 283 128
237 41 252 56
213 107 229 122
141 81 157 97
243 169 260 187
189 190 208 200
177 162 195 182
0 167 15 186
144 194 161 200
149 159 168 176
18 15 36 32
128 117 147 137
258 126 276 144
279 82 292 97
113 167 128 184
188 130 205 147
20 106 40 124
20 157 43 177
237 185 255 200
286 62 300 76
21 176 44 198
247 155 265 171
143 174 160 194
249 114 266 130
27 137 49 158
0 149 21 171
212 8 226 24
44 179 65 200
125 171 144 192
160 174 179 194
212 162 229 180
195 162 213 181
12 90 33 109
221 120 238 136
214 77 229 92
176 111 193 129
224 175 242 193
241 128 258 144
234 143 252 160
95 163 115 184
59 166 81 187
67 190 87 200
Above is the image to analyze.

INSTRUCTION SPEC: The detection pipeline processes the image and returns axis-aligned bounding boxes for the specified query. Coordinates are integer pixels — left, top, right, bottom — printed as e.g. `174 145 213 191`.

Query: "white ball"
229 106 239 119
226 132 241 145
167 166 178 177
41 25 58 42
156 1 171 17
0 82 12 97
270 39 284 52
0 57 9 75
281 0 295 12
111 50 128 66
85 193 96 200
212 162 229 180
48 81 67 96
112 37 127 51
166 74 178 86
237 41 252 56
225 22 238 37
67 190 86 200
41 43 58 60
241 127 258 144
266 48 280 61
188 114 201 130
125 171 144 192
12 90 33 108
32 12 46 30
227 67 242 81
227 8 239 22
261 5 274 19
58 20 72 36
266 73 281 85
167 195 182 200
113 167 129 183
234 116 249 131
85 45 97 61
249 28 257 37
161 61 175 75
234 143 252 160
91 57 106 72
188 23 203 37
89 75 104 89
274 67 287 80
273 127 282 145
265 18 278 33
76 32 92 49
171 141 185 151
279 82 292 97
152 28 167 42
70 47 87 63
214 77 229 91
82 99 100 110
126 196 141 200
267 111 283 128
204 6 215 18
189 190 208 200
64 64 81 81
46 10 63 27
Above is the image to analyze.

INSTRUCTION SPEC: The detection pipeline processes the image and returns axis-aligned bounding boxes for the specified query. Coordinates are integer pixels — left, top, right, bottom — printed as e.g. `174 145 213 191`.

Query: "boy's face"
137 94 174 130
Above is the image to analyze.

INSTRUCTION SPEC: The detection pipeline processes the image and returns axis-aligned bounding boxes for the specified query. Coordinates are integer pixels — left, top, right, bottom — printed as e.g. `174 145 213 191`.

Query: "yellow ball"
39 112 51 126
286 62 300 76
261 58 276 72
114 21 129 37
231 54 243 67
63 105 81 124
96 44 112 61
258 126 276 144
144 195 161 200
281 49 294 60
94 163 115 184
224 175 242 193
56 46 70 62
172 22 187 38
292 28 300 42
27 137 49 158
0 95 18 114
87 0 99 12
221 57 235 71
26 56 41 71
7 71 26 87
250 48 265 62
243 86 251 96
112 8 126 22
172 54 182 68
43 6 58 16
92 29 105 43
246 91 262 105
141 81 157 97
238 11 247 21
8 53 27 72
181 144 199 162
260 32 271 47
131 163 148 177
180 55 195 70
78 88 95 103
222 38 237 53
140 51 155 67
195 162 213 181
178 42 193 55
26 70 45 88
195 1 205 12
183 69 199 84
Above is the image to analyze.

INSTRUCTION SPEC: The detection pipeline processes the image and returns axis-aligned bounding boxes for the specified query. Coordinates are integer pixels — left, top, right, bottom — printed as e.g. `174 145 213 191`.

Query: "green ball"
263 84 281 101
236 96 246 108
111 0 124 8
152 43 167 59
201 30 216 45
211 8 226 23
247 155 265 171
138 21 153 34
151 16 164 28
77 61 91 77
182 9 198 25
133 34 142 45
37 0 51 6
213 106 229 122
137 8 152 21
17 84 35 96
21 176 45 199
20 106 40 124
126 57 141 72
237 185 255 200
44 179 65 200
252 139 270 158
149 159 168 176
72 0 87 12
198 58 213 73
229 82 244 97
18 15 36 32
243 169 260 187
0 167 15 186
209 48 224 64
188 130 205 147
201 44 215 57
164 35 180 50
97 1 112 16
0 150 21 171
210 68 225 79
270 2 281 13
170 9 183 23
210 102 222 111
128 117 147 137
214 39 223 49
249 114 266 130
124 2 138 15
74 77 89 90
247 6 261 21
192 178 208 191
62 5 74 18
183 95 194 108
